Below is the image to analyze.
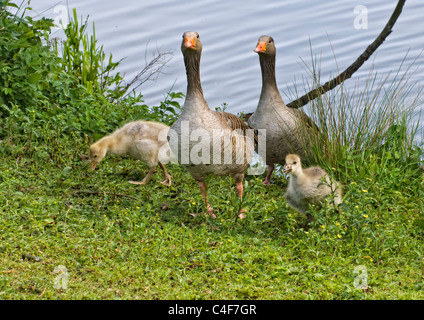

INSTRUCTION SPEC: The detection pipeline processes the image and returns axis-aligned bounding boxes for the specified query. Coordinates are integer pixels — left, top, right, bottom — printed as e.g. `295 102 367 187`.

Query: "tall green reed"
52 8 127 100
286 49 423 181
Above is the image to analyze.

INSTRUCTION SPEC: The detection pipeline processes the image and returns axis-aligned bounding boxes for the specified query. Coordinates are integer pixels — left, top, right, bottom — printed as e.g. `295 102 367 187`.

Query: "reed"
52 8 126 100
287 49 423 181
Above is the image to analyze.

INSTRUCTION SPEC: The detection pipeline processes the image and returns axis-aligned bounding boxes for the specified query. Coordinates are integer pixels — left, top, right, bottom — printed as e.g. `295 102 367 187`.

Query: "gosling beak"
283 164 291 174
91 161 97 171
183 36 196 50
254 41 266 53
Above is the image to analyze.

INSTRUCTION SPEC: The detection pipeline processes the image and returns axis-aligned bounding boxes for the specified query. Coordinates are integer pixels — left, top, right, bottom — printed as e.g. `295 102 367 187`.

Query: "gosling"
283 154 342 215
89 120 174 186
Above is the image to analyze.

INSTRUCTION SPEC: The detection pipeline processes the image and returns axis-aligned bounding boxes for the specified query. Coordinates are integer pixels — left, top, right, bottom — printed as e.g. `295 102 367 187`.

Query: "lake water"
30 0 423 131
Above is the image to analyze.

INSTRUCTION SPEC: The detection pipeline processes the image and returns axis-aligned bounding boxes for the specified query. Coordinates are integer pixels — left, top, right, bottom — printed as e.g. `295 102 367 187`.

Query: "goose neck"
184 53 205 101
259 54 279 93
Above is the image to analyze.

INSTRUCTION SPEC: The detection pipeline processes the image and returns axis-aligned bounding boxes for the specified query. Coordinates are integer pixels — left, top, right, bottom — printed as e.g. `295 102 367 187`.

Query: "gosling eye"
293 161 297 164
196 34 199 38
94 155 97 158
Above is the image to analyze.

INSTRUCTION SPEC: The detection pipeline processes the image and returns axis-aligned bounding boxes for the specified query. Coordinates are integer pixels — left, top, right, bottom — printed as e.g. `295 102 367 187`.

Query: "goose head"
89 144 107 170
283 154 302 175
181 31 202 55
254 35 276 56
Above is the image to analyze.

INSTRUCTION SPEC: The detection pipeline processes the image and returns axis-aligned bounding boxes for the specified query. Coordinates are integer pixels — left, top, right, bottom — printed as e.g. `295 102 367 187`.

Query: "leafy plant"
0 1 58 115
0 1 182 144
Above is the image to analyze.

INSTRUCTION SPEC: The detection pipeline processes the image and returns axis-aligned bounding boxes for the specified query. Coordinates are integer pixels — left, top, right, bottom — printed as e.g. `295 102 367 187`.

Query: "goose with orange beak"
168 31 255 219
247 35 318 185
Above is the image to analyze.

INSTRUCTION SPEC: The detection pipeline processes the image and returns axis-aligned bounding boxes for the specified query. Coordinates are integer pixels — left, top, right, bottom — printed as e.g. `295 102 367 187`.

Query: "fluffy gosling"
89 120 174 186
283 154 342 216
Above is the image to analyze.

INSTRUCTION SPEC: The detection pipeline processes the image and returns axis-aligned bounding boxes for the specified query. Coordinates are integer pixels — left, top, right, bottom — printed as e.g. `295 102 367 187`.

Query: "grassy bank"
1 1 424 300
1 135 424 299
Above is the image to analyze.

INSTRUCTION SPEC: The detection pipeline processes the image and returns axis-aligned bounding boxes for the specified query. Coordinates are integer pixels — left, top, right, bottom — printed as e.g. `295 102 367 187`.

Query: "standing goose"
168 31 255 218
248 35 317 185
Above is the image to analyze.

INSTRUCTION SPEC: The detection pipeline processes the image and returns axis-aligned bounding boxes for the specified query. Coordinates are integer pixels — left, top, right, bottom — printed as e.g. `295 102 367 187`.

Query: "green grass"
1 133 424 300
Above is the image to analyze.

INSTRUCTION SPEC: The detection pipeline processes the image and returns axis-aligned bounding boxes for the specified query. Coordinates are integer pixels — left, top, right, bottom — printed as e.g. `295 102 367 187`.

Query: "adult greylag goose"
248 35 317 185
168 31 255 218
283 154 342 215
90 120 173 186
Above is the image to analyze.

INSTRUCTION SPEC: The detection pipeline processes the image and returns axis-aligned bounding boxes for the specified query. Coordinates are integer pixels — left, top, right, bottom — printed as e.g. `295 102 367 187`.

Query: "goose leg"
263 164 274 185
235 181 245 219
198 181 216 218
159 162 172 186
129 165 156 185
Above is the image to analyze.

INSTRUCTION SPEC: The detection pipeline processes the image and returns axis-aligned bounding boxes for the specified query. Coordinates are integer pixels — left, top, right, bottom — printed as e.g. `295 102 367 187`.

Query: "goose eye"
196 34 199 38
293 161 296 164
94 155 97 158
269 40 272 43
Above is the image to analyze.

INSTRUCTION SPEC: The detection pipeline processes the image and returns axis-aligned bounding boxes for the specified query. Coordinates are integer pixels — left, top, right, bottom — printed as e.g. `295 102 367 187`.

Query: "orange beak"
183 36 196 49
254 41 266 53
91 161 97 171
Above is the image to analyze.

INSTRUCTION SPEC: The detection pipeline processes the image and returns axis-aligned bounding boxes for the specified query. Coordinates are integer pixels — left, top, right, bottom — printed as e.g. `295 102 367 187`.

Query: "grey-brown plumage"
168 31 255 218
283 154 342 214
248 35 318 185
89 120 173 186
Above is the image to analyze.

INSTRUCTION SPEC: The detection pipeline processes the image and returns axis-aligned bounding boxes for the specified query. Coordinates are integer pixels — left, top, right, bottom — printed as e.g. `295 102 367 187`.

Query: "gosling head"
89 143 107 171
181 31 202 55
283 154 302 176
254 35 276 56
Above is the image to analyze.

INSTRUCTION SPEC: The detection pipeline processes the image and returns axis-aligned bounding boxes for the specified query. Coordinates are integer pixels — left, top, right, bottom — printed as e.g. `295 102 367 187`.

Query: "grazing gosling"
89 120 174 186
283 154 342 215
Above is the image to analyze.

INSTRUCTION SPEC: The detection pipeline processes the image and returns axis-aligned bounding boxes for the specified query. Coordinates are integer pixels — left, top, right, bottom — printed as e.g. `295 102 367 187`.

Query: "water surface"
31 0 424 122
